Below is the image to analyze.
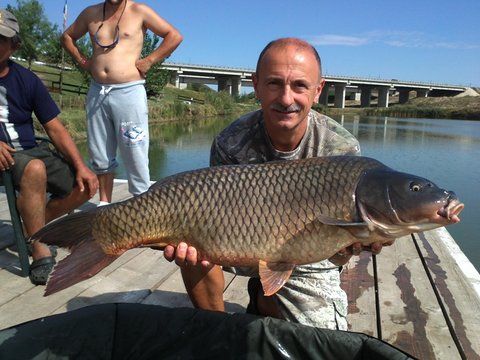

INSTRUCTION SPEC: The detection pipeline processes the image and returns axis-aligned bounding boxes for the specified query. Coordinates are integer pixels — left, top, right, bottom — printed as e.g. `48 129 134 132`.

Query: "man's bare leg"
98 172 114 203
181 264 225 311
16 160 50 260
44 186 92 223
17 160 93 259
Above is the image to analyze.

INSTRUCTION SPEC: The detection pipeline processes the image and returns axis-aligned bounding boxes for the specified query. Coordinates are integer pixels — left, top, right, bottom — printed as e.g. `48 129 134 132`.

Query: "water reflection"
331 115 480 270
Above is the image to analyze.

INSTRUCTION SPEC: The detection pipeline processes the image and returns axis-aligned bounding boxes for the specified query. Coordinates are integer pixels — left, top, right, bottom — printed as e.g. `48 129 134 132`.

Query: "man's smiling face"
253 44 324 141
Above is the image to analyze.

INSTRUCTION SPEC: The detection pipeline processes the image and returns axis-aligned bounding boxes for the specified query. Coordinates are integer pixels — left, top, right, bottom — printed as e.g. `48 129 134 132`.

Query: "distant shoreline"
316 95 480 121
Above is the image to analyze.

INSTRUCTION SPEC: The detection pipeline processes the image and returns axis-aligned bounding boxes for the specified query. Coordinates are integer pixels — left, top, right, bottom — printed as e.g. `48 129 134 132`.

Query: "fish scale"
91 156 380 264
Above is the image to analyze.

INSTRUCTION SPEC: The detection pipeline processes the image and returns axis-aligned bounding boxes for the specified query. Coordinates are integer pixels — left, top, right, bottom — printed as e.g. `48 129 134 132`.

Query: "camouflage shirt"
210 109 360 330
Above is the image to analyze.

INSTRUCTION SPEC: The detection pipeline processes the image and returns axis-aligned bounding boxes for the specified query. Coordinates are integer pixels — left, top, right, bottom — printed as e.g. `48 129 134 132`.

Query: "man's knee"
19 159 47 189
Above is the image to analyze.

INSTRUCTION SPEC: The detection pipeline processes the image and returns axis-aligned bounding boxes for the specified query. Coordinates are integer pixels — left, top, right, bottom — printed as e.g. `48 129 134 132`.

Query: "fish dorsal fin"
258 260 295 296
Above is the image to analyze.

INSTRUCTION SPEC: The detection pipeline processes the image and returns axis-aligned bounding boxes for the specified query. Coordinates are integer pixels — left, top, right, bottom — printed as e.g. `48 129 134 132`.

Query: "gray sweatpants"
86 80 150 195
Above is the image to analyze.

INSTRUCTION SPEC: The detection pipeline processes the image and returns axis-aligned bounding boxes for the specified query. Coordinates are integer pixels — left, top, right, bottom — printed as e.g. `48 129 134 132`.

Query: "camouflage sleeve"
324 117 361 156
209 137 236 167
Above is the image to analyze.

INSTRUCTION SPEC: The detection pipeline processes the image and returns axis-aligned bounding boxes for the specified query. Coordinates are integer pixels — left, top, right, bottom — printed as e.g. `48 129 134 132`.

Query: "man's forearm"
61 33 89 69
44 120 87 170
145 31 183 65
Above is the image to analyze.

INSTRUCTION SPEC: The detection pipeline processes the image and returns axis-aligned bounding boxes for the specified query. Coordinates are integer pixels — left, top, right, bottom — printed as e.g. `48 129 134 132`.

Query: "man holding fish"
31 36 462 331
164 38 389 329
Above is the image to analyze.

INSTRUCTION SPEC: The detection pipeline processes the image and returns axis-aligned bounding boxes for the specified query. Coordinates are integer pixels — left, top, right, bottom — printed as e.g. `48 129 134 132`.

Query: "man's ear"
314 78 326 103
252 72 260 99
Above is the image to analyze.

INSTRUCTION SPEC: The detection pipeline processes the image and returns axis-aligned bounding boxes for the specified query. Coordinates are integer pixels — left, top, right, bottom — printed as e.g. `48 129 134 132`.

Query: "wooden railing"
34 69 88 95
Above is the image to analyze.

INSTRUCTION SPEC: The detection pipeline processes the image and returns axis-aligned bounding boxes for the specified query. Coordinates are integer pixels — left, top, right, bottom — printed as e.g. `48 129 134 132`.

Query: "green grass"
364 96 480 120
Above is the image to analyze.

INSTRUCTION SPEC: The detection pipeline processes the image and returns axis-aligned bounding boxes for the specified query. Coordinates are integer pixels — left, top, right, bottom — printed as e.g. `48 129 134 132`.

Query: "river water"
84 114 480 271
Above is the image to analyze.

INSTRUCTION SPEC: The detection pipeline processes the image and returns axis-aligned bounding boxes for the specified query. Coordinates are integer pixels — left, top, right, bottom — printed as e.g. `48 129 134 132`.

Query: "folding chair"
1 169 30 276
0 137 55 276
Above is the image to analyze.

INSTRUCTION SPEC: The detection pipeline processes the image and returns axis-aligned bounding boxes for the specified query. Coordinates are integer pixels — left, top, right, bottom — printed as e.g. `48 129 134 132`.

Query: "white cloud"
309 35 368 46
307 31 479 50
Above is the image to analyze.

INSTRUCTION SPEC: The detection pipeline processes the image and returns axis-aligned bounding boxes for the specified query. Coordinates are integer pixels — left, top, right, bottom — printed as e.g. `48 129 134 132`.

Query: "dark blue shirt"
0 60 60 150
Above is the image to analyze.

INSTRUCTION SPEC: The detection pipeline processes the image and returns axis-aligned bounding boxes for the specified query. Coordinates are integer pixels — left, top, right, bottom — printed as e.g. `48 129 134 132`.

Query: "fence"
34 69 88 95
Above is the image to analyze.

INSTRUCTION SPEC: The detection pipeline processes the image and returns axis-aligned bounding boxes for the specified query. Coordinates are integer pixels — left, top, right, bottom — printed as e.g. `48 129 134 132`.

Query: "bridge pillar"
217 77 231 94
231 76 242 97
416 89 429 98
360 86 372 107
377 86 390 108
334 83 346 108
319 83 330 106
170 71 182 88
398 89 410 104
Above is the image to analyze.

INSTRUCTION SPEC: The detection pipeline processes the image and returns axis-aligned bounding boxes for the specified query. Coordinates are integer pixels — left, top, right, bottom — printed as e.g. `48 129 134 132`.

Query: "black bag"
0 303 414 359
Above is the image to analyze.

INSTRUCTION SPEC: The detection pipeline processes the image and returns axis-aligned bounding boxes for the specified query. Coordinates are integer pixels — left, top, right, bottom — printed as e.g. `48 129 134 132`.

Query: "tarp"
0 303 414 359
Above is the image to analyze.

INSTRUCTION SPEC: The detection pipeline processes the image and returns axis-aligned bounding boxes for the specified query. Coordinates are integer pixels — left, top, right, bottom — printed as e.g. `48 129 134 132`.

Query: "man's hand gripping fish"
30 156 464 296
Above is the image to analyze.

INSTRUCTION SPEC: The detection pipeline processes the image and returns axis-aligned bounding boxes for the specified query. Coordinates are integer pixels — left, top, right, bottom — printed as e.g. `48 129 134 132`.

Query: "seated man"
164 38 391 329
0 9 98 284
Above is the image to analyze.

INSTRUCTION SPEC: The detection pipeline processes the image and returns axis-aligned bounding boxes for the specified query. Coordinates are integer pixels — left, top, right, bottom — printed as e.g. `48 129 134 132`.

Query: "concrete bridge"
161 62 467 108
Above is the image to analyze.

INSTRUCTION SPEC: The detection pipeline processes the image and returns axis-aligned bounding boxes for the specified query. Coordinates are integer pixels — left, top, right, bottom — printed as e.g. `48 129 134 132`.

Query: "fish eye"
410 182 421 192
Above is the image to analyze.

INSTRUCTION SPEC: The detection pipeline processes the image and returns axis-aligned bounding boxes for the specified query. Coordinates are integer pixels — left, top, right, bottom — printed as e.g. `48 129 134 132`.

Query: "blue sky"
4 0 480 86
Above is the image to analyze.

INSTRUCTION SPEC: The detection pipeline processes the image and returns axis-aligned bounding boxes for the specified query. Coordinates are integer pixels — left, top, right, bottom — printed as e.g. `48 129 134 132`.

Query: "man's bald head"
255 38 322 80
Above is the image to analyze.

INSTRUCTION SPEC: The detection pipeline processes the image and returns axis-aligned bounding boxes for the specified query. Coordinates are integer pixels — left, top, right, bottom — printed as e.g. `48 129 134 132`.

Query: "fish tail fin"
30 210 96 249
28 210 119 296
45 241 118 296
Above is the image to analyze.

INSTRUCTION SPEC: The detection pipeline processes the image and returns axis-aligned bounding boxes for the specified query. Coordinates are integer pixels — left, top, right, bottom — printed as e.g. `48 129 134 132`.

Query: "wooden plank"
223 274 249 313
52 248 176 313
376 235 461 360
415 228 480 359
0 248 145 330
0 249 35 304
142 268 193 308
341 252 377 336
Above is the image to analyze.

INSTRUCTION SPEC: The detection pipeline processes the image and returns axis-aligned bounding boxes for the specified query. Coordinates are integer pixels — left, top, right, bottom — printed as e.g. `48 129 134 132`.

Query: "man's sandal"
29 256 56 285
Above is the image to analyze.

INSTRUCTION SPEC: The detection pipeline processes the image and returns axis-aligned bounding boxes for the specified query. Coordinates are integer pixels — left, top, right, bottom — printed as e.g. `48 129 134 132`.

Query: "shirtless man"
62 0 182 204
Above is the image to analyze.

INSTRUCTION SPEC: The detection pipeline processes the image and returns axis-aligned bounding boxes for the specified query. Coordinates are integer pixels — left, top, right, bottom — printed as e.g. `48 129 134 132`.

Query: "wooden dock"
1 180 479 359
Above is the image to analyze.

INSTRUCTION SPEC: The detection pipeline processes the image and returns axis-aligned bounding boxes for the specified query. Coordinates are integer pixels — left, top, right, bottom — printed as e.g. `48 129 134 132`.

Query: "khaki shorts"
11 141 75 197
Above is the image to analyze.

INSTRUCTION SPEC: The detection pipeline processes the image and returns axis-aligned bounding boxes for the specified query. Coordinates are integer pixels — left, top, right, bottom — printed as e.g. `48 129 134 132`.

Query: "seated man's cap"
0 9 20 38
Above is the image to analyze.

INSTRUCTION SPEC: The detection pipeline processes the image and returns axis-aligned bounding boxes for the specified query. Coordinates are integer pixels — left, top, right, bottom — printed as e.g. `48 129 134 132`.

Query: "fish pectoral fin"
258 260 295 296
141 242 168 251
316 214 368 227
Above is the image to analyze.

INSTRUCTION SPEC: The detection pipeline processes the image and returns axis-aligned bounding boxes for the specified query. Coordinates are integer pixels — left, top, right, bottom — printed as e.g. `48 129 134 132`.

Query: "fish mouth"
435 198 464 225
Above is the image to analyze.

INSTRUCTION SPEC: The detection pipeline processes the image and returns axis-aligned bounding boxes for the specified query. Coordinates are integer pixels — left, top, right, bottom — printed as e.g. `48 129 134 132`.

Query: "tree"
42 25 63 66
6 0 55 68
141 32 170 98
74 35 93 86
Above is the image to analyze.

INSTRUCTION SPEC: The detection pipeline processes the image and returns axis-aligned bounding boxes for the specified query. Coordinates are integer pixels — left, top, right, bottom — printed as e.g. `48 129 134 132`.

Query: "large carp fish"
30 156 463 296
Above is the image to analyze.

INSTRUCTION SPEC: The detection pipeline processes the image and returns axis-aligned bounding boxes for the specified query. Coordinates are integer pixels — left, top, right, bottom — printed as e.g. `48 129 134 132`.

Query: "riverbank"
363 95 480 120
44 86 258 141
